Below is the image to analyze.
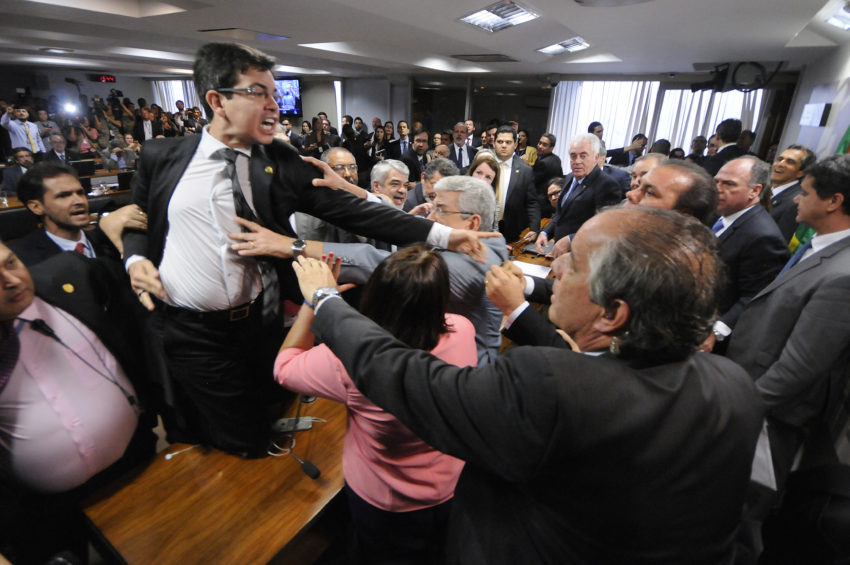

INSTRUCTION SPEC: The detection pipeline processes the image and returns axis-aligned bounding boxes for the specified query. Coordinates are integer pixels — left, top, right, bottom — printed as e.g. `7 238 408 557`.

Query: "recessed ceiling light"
460 1 538 33
826 2 850 30
537 37 590 55
40 47 74 54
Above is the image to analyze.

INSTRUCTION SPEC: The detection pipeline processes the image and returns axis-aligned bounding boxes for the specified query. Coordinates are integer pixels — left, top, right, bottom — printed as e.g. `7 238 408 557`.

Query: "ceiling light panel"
460 1 538 33
537 36 590 55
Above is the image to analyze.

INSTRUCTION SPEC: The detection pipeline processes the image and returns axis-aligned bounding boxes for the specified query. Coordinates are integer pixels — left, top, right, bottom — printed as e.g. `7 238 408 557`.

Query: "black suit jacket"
312 297 763 564
401 148 426 183
43 149 80 164
499 155 541 243
716 205 789 329
385 138 402 160
532 153 563 195
124 135 436 295
9 227 116 267
132 120 164 145
603 165 630 197
769 181 802 242
702 144 747 176
543 166 622 241
606 147 637 167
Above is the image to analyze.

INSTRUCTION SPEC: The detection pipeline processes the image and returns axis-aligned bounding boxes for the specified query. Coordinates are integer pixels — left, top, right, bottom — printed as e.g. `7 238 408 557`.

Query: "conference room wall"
780 39 850 159
0 66 154 111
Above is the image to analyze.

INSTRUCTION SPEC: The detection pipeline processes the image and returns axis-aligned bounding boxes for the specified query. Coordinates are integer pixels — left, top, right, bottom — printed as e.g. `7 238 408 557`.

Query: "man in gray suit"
728 154 850 492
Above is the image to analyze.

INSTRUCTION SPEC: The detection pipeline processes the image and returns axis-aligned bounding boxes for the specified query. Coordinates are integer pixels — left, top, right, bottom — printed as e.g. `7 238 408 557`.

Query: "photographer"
101 138 136 169
62 115 99 158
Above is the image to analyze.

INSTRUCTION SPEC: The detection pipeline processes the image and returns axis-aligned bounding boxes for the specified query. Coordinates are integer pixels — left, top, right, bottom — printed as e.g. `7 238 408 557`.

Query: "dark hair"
656 159 718 227
341 123 356 141
669 148 686 159
805 155 850 215
359 244 451 351
540 132 556 148
12 146 33 159
715 118 742 144
547 177 566 190
17 162 79 204
588 121 602 133
649 139 671 156
632 133 647 143
785 144 817 171
412 127 428 140
495 125 517 142
342 114 353 124
587 207 724 360
193 42 275 120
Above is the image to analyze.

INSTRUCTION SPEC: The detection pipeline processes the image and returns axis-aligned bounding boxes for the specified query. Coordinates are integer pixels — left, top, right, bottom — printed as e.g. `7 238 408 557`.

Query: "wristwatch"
291 238 306 258
311 286 340 309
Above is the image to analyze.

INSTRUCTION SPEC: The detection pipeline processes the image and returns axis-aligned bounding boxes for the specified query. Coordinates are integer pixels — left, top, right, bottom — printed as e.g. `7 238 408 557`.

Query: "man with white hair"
370 159 410 209
535 133 621 253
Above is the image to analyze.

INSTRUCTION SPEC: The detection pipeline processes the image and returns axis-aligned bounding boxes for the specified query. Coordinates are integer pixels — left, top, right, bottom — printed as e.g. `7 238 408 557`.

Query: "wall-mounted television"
274 78 302 115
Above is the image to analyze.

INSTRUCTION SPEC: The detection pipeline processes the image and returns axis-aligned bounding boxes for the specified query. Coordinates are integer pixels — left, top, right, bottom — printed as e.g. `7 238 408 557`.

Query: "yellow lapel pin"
62 283 74 293
264 166 274 174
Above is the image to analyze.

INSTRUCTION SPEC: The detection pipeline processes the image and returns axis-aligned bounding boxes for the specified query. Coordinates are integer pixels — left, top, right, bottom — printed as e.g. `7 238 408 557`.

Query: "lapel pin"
264 166 274 174
62 283 74 293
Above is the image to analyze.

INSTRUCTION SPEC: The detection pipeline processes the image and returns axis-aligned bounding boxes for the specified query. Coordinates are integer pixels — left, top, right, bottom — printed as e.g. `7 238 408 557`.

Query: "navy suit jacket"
449 144 476 171
401 148 426 183
716 205 789 329
499 155 541 243
1 165 24 196
769 181 802 243
543 166 622 241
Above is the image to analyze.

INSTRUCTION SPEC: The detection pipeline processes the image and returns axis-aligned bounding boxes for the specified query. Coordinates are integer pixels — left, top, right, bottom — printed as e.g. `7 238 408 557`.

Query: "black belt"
157 296 261 323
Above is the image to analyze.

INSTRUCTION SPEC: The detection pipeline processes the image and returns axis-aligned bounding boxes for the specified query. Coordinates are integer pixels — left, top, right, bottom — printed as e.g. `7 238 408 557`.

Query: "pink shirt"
275 313 477 512
0 298 138 493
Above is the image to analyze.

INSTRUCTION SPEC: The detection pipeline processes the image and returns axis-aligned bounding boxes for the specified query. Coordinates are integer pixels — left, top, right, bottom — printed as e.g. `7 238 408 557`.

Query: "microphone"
291 452 321 479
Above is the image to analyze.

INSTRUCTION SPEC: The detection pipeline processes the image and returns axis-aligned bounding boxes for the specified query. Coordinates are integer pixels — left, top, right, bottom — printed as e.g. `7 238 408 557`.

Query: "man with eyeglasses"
404 157 459 213
122 42 497 458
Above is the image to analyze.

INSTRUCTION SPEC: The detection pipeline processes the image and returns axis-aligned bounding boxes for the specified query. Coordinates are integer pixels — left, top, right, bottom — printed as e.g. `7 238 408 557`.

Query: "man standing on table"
123 42 494 458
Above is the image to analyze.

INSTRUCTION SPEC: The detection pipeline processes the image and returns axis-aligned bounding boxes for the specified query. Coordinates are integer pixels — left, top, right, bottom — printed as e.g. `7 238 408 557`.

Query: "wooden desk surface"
83 398 347 565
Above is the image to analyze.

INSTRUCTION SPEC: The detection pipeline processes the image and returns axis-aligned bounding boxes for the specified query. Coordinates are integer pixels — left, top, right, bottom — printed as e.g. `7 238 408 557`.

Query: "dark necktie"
0 323 19 394
777 239 813 278
216 148 280 321
455 146 464 168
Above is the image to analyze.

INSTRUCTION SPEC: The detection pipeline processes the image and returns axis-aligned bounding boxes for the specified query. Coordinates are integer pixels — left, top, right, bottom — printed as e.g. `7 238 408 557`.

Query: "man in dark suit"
536 133 622 253
491 125 540 243
449 121 476 172
0 147 33 196
401 128 430 184
703 118 747 176
123 42 492 457
708 157 789 350
606 133 646 166
42 133 80 164
727 155 850 559
598 140 630 196
532 132 563 210
132 106 163 145
297 206 762 564
403 157 458 212
766 144 816 242
465 119 481 148
9 162 126 266
0 243 156 564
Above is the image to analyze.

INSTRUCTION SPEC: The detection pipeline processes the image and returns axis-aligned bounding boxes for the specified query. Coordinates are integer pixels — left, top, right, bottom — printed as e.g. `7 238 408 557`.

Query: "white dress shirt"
45 231 95 257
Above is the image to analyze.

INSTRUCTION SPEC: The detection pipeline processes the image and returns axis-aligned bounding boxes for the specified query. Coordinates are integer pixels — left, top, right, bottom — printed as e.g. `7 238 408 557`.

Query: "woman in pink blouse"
276 245 477 564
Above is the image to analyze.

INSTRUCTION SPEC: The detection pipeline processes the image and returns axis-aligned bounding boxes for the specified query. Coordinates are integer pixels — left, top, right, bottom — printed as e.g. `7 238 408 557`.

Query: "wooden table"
83 398 347 565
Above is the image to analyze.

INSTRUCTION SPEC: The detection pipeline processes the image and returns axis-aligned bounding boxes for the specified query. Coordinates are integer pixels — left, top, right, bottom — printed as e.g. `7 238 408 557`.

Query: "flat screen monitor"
274 78 302 115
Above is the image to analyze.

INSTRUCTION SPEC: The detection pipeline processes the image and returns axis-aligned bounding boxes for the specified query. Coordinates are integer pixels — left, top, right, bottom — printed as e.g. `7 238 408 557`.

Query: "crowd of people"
2 40 850 564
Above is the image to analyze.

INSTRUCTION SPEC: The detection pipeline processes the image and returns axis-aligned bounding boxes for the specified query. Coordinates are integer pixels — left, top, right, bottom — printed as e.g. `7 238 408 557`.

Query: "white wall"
301 79 338 128
780 40 850 157
343 78 391 129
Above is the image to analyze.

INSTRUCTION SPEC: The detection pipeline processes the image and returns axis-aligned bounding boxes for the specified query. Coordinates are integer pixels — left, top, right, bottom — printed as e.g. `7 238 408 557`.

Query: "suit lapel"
250 144 274 226
754 235 850 299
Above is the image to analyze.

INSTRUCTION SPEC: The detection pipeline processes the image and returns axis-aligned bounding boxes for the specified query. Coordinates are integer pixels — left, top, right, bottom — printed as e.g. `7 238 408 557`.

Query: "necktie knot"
215 147 239 164
74 242 86 255
711 218 724 234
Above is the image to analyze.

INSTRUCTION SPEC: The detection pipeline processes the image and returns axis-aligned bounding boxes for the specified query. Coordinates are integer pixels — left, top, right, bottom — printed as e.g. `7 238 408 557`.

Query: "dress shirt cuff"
523 276 535 297
125 254 146 271
365 193 382 204
713 320 732 338
427 223 451 248
502 301 530 330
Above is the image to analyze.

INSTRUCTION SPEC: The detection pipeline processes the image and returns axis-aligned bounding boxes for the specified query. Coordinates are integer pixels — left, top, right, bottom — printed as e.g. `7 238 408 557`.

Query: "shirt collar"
771 180 799 198
199 126 251 160
811 227 850 255
721 203 757 225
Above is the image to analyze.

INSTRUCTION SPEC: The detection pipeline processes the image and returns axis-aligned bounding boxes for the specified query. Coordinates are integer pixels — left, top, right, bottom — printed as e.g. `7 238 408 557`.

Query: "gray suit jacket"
324 235 508 365
727 234 850 484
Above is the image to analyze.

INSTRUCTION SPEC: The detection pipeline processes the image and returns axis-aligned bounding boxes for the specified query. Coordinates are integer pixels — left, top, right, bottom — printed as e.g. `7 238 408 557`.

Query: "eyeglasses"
331 164 358 173
434 205 474 218
216 85 274 101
